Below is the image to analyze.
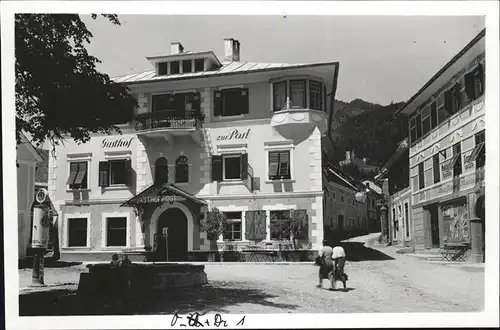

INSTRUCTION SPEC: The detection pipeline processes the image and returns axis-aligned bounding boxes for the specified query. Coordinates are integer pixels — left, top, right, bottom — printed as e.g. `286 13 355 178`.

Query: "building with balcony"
395 29 485 261
48 38 339 261
375 138 412 247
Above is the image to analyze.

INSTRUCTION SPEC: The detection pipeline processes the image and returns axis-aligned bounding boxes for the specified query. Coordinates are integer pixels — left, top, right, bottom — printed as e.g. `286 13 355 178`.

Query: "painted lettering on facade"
101 138 134 149
216 128 251 141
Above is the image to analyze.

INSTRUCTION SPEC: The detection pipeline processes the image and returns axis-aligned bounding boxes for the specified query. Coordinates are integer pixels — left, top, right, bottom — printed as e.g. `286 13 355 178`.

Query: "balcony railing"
134 110 203 131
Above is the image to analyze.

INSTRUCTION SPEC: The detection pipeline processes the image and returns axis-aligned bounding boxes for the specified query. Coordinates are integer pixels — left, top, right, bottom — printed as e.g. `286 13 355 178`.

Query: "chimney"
170 42 184 55
345 151 350 161
224 38 240 62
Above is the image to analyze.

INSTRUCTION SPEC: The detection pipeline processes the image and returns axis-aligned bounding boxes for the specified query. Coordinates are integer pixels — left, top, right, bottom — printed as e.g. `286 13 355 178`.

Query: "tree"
15 14 137 150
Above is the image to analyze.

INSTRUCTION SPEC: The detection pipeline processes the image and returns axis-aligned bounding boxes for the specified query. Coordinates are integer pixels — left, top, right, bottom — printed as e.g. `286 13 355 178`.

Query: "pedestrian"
316 240 335 289
110 253 121 267
332 241 348 291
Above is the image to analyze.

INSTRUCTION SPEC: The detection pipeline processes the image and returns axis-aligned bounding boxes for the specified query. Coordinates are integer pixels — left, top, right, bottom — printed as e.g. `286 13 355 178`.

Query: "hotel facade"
48 39 339 261
396 29 485 261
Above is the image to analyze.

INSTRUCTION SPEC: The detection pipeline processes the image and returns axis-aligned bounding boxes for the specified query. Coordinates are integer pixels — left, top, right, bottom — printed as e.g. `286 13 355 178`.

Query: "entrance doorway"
429 206 440 248
157 208 188 261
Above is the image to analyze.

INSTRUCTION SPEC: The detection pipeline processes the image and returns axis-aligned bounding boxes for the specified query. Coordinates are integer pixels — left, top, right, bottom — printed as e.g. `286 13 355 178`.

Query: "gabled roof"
324 163 359 191
17 132 43 163
112 60 339 85
375 138 409 180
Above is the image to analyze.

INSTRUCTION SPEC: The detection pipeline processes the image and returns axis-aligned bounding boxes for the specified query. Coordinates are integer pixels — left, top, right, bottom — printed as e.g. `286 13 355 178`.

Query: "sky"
81 15 485 105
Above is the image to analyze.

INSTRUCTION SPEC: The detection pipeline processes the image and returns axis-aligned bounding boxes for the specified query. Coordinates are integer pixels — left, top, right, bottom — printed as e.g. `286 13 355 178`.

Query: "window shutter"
240 88 249 114
125 159 132 186
67 163 79 185
214 91 223 117
211 155 223 182
278 151 290 177
99 161 109 187
268 151 279 178
464 72 475 100
241 153 248 180
74 162 88 185
245 211 256 240
254 210 267 241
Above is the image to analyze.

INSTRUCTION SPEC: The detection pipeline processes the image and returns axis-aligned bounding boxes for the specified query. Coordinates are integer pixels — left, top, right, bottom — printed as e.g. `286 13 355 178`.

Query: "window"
182 60 192 73
175 156 189 183
223 212 242 241
211 154 248 182
154 157 169 184
67 161 88 189
331 191 336 200
430 102 438 129
214 88 249 117
453 142 462 177
421 106 431 136
410 117 417 143
106 217 127 247
404 203 409 238
268 150 291 180
415 113 422 140
437 102 450 124
194 59 204 72
68 218 88 247
340 195 345 203
466 130 486 169
170 61 180 74
152 93 200 115
290 80 306 108
273 81 287 111
309 81 323 110
464 64 484 101
444 83 462 115
158 62 168 75
152 94 174 112
433 154 440 184
418 163 424 189
270 210 291 240
99 159 130 187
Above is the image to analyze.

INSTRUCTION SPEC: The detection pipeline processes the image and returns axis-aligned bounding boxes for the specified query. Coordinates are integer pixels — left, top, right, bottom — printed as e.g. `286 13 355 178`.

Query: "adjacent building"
48 39 339 261
395 29 485 260
17 133 43 258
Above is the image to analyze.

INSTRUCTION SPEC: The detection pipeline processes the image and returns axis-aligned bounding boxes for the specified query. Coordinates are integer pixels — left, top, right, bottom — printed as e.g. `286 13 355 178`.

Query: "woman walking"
316 240 335 289
332 241 348 291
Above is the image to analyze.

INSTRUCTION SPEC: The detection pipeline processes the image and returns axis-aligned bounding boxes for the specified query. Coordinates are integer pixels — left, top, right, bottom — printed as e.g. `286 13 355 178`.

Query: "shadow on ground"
341 242 394 262
19 281 299 316
19 257 82 269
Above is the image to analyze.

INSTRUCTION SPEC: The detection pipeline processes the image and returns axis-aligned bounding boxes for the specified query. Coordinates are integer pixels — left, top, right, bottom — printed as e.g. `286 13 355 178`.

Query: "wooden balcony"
134 110 204 145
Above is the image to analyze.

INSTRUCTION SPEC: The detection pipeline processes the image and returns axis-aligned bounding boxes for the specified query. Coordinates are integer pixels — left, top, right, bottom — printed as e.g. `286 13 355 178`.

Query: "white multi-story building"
48 38 339 261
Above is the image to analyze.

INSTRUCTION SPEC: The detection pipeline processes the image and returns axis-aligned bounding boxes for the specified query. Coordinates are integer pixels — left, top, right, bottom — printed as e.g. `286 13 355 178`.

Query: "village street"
19 241 484 315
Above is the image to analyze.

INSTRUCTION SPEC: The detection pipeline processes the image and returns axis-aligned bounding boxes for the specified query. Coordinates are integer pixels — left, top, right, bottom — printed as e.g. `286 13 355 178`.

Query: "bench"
440 243 469 262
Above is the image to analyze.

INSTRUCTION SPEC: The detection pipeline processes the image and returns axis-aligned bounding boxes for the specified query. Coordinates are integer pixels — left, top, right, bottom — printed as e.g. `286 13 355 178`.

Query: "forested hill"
325 100 408 168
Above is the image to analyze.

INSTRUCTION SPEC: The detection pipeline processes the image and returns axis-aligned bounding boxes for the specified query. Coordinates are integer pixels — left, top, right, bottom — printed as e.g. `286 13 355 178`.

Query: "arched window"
175 156 189 183
154 157 169 184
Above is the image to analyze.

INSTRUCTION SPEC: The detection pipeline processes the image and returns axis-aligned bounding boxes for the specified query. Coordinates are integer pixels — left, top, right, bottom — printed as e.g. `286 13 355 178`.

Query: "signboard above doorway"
216 128 251 141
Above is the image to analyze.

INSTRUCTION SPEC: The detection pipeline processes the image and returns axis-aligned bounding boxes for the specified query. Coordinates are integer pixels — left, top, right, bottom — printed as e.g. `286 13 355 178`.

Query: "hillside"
324 99 408 173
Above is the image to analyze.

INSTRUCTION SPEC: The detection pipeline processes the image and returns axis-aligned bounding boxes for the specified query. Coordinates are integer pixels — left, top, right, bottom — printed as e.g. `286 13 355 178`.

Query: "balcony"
271 108 327 137
134 110 204 145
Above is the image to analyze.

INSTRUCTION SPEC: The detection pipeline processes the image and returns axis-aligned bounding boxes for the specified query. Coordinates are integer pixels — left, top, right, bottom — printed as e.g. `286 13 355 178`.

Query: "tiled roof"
34 148 49 184
112 60 337 84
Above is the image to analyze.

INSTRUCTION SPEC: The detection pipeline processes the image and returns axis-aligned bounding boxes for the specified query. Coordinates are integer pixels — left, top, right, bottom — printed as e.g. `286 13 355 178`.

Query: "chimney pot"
171 42 184 55
224 38 240 62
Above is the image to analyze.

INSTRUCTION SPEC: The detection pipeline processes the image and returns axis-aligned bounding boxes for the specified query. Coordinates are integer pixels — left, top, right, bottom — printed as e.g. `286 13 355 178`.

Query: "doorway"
157 208 188 261
429 205 440 248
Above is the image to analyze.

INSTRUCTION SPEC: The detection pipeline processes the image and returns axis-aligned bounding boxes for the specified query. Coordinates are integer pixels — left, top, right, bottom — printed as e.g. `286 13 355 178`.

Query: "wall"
388 187 412 245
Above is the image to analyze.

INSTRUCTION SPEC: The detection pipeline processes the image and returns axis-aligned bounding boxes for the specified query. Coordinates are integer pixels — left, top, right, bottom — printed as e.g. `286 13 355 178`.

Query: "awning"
441 154 460 172
121 183 207 207
464 142 485 163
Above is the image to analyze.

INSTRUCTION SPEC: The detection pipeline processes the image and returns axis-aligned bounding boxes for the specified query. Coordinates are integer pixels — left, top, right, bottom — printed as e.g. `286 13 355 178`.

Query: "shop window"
106 217 127 247
421 106 431 136
182 60 192 73
273 81 287 111
99 159 130 187
433 154 440 184
170 61 180 74
67 161 88 190
309 81 323 110
268 150 291 180
418 163 425 189
290 80 306 108
175 156 189 183
270 210 291 240
68 218 88 247
452 143 462 177
154 157 169 184
194 59 204 72
466 130 485 169
214 88 249 117
223 212 242 241
158 62 168 75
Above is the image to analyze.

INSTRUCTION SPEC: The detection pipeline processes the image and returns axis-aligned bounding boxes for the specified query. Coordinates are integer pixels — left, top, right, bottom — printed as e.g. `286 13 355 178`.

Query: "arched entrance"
157 208 188 261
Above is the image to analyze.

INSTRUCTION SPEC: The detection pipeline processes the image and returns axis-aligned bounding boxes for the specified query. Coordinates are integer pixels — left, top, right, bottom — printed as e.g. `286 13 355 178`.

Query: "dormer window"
182 60 192 73
272 77 326 112
195 59 204 72
158 62 168 75
170 61 180 74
